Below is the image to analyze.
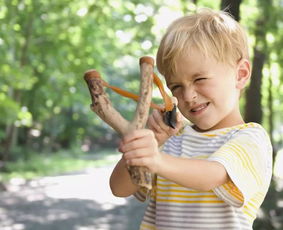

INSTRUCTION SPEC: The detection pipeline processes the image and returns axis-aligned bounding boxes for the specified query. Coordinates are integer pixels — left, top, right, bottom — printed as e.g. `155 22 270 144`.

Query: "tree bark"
244 48 265 123
84 57 155 197
267 62 276 162
220 0 242 21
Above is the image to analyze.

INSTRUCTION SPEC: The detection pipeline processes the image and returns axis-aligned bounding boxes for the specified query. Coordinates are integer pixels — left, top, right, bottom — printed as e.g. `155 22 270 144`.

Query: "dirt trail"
0 165 147 230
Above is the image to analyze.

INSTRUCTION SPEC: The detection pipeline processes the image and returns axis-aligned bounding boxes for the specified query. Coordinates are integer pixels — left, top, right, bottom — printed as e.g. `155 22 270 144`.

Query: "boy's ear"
236 58 251 89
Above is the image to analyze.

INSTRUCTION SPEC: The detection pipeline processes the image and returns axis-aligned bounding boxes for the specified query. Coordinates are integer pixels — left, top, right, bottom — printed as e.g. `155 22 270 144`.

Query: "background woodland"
0 0 282 229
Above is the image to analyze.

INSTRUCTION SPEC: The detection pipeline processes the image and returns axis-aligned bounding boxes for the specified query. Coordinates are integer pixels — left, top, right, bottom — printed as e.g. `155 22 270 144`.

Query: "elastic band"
102 73 173 112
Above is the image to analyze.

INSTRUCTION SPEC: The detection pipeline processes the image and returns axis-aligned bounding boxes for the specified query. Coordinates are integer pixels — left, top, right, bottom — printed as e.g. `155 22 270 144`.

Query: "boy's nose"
183 87 197 103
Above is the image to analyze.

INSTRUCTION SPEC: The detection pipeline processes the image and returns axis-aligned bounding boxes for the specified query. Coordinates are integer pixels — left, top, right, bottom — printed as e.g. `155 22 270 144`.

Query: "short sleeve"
207 127 273 207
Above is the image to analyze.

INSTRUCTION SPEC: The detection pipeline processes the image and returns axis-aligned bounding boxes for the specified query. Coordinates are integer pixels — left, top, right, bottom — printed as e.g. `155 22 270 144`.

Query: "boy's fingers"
126 157 151 169
176 112 184 128
152 110 171 130
120 138 147 153
124 147 150 160
171 96 178 106
148 110 165 131
122 129 155 145
148 115 162 133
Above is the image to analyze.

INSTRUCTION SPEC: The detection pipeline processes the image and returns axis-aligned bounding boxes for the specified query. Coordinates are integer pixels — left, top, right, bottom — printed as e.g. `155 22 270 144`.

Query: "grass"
0 148 120 182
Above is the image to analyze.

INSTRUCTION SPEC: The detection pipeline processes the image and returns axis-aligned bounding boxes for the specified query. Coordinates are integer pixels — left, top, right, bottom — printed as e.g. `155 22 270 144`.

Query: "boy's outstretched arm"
109 157 139 197
120 129 229 192
110 108 182 197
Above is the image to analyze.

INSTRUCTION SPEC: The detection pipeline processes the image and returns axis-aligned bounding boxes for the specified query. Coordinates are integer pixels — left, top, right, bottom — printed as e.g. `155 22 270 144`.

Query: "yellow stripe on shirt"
156 198 225 204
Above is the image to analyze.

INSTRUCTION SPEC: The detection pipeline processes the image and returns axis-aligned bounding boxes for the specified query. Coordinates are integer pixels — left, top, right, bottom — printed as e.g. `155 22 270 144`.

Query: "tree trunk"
220 0 242 21
2 125 15 161
244 48 265 123
220 1 268 126
1 2 34 161
267 64 274 149
2 90 21 161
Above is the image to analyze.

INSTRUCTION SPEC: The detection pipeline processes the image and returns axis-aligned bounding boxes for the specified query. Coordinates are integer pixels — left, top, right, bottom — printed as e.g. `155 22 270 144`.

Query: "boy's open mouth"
190 102 210 113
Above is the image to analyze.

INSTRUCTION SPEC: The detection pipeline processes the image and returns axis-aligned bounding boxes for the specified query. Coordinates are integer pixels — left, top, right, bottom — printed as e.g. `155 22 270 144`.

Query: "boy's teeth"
192 104 207 112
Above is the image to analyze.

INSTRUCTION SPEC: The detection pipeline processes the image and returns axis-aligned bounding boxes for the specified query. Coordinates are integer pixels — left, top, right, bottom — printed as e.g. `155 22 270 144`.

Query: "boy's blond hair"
156 8 249 77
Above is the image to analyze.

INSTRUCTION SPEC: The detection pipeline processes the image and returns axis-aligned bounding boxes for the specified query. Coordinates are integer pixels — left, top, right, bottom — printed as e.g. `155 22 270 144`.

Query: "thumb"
176 111 184 129
171 96 183 129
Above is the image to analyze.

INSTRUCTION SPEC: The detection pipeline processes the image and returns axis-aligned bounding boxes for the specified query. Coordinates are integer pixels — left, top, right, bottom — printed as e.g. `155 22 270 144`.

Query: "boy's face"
165 48 247 132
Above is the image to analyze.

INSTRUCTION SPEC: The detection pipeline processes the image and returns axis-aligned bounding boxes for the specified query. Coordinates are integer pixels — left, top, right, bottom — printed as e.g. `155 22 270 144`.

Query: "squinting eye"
170 85 180 91
195 78 206 82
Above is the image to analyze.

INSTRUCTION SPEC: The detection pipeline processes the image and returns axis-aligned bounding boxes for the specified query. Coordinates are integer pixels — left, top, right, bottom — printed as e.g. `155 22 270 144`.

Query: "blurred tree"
244 22 266 124
0 0 282 228
0 0 282 179
220 0 242 21
219 1 283 229
0 0 163 160
0 0 37 160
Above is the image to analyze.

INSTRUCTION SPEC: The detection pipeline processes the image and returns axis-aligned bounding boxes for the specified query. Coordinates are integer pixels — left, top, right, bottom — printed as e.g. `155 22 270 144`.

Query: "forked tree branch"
84 56 154 192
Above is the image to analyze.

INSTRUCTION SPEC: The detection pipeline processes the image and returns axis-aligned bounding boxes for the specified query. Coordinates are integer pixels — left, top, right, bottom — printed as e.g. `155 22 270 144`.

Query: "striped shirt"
138 122 273 230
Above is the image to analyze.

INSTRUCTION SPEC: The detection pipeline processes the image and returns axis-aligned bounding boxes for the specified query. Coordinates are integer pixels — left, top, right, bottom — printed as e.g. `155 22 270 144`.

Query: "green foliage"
0 0 281 151
0 94 20 125
0 0 282 229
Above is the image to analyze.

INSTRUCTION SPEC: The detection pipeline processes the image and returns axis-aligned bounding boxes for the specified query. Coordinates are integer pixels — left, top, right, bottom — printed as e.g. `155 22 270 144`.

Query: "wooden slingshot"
84 56 175 192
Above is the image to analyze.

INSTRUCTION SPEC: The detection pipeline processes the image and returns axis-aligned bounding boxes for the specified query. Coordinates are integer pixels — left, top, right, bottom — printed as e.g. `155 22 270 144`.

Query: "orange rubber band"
101 73 173 112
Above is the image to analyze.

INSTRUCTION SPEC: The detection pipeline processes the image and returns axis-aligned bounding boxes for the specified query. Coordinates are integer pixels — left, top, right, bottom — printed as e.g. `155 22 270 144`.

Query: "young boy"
110 8 273 230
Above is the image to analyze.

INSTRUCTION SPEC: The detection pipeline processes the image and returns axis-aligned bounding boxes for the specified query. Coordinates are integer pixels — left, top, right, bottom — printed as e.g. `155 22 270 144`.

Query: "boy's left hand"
148 109 183 146
119 129 162 174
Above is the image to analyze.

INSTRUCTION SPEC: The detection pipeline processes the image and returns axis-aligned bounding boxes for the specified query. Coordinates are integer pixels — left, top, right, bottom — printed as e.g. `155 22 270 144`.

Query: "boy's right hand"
147 108 183 146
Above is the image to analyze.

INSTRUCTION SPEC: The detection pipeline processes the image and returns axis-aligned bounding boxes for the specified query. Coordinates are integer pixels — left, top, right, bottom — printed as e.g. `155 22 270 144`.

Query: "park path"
1 152 282 230
0 164 147 230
